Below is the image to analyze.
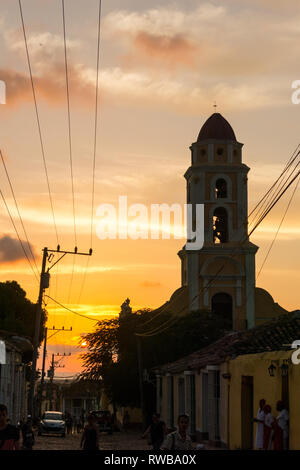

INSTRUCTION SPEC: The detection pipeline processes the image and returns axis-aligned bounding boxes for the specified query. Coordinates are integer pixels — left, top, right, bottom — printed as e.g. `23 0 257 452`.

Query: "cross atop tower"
213 101 217 111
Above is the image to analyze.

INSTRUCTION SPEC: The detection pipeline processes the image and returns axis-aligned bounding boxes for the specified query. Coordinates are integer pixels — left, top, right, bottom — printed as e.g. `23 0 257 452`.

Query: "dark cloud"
0 235 37 263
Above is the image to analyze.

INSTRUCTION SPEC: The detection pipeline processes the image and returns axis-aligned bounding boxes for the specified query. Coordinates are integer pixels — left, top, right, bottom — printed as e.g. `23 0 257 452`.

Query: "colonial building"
0 331 32 424
155 311 300 449
155 112 287 328
152 112 295 448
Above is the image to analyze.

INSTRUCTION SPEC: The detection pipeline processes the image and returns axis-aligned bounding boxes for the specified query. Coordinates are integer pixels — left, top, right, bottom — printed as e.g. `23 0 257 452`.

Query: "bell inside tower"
213 207 228 243
215 178 227 199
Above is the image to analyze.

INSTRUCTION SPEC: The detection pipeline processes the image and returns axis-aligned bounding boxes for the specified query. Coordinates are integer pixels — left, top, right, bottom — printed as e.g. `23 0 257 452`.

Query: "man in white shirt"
162 414 194 451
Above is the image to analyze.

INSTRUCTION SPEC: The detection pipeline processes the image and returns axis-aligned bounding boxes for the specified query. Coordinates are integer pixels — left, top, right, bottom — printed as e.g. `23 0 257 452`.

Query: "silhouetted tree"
81 309 230 408
0 280 47 345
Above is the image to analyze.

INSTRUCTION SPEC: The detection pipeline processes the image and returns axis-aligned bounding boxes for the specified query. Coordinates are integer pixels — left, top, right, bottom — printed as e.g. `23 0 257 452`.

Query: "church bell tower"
178 113 258 330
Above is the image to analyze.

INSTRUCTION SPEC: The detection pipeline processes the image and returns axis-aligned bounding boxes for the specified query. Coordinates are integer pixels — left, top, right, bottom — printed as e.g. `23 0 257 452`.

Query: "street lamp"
280 361 289 377
268 363 276 377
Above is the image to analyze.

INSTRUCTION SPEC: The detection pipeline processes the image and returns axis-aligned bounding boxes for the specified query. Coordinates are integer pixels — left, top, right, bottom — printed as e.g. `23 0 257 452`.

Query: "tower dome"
197 113 236 142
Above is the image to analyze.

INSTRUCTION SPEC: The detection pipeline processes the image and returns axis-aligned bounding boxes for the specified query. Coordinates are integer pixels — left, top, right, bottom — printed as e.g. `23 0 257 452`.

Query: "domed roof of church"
197 113 236 142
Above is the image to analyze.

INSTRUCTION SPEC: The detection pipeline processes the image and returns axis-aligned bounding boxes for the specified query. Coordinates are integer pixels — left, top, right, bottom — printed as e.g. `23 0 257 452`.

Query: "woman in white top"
263 404 274 450
254 398 266 450
274 401 289 450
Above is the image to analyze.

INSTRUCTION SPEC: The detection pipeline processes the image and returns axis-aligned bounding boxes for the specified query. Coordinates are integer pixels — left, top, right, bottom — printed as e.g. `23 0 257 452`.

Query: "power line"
249 160 300 232
249 150 300 230
62 0 77 247
18 0 59 245
248 146 300 220
248 169 300 237
136 293 199 338
256 174 299 280
0 188 39 283
77 0 102 304
45 294 99 322
90 0 102 250
61 0 77 304
77 255 90 304
0 149 39 278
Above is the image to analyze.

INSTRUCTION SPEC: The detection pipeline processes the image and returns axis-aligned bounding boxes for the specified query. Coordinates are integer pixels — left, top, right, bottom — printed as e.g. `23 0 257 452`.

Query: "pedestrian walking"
0 404 20 450
80 413 99 451
161 414 193 451
254 398 265 450
21 416 35 450
66 413 73 435
263 404 274 450
142 413 166 450
123 411 130 432
74 416 80 434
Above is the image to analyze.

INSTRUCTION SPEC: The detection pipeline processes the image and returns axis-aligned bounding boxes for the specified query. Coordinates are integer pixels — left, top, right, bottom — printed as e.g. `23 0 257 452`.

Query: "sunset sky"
0 0 299 375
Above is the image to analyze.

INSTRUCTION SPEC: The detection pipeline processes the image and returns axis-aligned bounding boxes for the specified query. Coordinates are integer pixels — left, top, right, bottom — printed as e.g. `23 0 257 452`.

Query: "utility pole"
40 327 48 390
49 354 55 410
39 326 72 416
28 247 48 417
137 336 146 429
28 245 92 418
48 353 66 410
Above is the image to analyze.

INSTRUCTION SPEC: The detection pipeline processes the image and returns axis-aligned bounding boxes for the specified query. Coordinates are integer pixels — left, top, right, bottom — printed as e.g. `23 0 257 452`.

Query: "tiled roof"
156 311 300 374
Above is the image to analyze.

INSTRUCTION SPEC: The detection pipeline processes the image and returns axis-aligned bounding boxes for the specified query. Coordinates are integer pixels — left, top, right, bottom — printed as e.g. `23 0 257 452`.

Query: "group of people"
0 404 34 450
0 403 99 451
255 399 289 450
142 413 194 451
65 412 84 435
1 400 290 451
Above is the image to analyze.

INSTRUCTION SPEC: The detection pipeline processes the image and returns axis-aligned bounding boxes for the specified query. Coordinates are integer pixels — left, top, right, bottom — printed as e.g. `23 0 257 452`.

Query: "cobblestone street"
34 430 151 451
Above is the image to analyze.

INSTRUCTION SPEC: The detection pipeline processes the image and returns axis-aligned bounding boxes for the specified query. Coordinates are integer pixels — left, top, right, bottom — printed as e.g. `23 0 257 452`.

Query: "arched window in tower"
213 207 228 243
215 178 227 199
211 293 233 329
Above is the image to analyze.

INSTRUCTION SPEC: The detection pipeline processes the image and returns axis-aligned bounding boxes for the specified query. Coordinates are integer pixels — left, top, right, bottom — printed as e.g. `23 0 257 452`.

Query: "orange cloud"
141 280 162 288
132 31 198 67
0 63 94 107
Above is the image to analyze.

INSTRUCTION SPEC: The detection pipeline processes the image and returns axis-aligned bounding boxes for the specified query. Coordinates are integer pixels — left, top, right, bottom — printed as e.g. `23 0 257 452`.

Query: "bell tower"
178 113 258 330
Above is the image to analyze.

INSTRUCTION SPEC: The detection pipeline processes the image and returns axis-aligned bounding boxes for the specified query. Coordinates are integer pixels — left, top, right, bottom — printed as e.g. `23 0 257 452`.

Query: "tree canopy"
0 280 47 345
81 308 231 409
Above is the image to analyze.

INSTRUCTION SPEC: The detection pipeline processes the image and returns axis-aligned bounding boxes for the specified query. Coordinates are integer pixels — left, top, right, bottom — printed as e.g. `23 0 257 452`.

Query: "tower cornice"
184 163 250 180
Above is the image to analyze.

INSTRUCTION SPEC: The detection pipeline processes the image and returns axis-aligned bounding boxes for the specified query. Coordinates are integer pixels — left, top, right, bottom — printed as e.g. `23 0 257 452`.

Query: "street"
34 430 150 451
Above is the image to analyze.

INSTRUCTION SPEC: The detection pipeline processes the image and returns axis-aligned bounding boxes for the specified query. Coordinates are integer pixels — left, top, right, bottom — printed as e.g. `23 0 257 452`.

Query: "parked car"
38 411 66 437
91 410 113 434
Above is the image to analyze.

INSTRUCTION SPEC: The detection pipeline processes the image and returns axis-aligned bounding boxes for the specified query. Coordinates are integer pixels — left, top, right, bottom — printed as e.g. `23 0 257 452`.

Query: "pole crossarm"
29 245 93 418
47 248 93 256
